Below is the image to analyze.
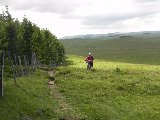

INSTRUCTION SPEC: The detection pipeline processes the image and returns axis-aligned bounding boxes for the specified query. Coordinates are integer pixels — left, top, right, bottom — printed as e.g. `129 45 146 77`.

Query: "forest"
0 5 65 65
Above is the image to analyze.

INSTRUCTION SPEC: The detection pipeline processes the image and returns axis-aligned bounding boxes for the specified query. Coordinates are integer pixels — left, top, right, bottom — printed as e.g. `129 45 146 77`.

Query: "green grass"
1 55 160 119
0 69 80 120
61 37 160 65
0 70 56 120
2 36 160 119
54 55 160 120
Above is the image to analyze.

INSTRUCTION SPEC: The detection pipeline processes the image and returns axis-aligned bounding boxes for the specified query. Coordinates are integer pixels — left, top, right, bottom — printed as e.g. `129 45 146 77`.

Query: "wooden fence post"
18 56 23 76
24 55 29 75
14 54 17 66
0 51 5 97
8 51 17 85
27 59 30 75
31 52 37 71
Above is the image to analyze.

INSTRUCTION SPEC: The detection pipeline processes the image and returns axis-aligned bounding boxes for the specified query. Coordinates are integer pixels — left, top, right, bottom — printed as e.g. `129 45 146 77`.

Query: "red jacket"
85 55 94 62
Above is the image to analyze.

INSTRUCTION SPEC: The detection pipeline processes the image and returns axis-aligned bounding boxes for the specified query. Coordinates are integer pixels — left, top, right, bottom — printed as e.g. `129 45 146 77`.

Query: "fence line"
0 51 38 97
0 50 61 98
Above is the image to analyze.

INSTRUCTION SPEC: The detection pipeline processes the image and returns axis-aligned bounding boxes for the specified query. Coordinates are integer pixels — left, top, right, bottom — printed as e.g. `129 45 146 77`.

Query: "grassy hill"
61 36 160 65
2 34 160 119
1 55 160 119
0 70 81 120
55 55 160 120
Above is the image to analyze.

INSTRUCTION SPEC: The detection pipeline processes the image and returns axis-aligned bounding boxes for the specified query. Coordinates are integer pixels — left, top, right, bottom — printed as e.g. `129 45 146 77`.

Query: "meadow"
1 55 160 119
59 37 160 119
54 55 160 120
1 36 160 119
61 36 160 65
0 70 80 120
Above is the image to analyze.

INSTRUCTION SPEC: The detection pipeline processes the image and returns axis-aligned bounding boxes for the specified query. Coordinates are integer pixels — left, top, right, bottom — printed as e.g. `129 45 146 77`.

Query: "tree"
21 16 34 63
0 5 65 66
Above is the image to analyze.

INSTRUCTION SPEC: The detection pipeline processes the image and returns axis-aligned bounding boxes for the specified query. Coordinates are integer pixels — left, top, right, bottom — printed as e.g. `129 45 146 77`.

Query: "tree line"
0 5 65 65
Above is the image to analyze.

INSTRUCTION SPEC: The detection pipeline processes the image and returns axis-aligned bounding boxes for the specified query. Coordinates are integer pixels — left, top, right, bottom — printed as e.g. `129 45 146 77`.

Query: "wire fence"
0 50 38 97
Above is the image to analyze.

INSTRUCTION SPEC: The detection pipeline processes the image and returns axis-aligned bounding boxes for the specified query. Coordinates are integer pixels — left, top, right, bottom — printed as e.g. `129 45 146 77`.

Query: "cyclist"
85 53 94 70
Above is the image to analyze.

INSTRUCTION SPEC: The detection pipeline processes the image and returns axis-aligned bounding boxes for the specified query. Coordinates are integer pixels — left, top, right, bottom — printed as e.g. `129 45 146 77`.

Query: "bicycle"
86 60 92 70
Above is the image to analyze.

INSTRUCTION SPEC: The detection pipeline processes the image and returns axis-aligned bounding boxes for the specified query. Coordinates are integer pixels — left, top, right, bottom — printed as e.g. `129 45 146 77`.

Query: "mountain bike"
86 61 92 70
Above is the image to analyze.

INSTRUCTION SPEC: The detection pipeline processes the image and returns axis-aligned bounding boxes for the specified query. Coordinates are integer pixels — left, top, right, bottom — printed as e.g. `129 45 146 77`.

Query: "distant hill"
60 31 160 40
61 32 160 65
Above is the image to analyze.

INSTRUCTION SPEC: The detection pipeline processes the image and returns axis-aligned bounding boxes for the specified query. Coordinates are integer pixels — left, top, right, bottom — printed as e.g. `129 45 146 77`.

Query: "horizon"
60 30 160 39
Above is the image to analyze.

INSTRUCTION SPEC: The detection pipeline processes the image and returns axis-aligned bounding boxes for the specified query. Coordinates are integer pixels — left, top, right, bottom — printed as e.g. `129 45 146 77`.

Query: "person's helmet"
88 53 91 55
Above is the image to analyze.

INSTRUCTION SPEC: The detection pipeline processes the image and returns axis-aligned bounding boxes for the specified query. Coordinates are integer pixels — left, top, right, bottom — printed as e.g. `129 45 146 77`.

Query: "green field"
1 55 160 119
0 70 80 120
1 36 160 119
59 36 160 119
55 55 160 120
61 37 160 65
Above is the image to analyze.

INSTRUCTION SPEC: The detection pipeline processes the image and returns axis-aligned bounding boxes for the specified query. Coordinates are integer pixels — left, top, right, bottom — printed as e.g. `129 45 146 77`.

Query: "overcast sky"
1 0 160 38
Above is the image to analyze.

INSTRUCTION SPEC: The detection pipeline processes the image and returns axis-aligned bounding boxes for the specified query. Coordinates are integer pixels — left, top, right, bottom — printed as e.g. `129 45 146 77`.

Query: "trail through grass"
1 55 160 120
0 69 81 120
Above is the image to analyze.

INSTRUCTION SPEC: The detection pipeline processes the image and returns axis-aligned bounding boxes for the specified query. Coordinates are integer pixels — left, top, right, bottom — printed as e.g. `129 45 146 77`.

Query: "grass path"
48 69 82 120
1 55 160 119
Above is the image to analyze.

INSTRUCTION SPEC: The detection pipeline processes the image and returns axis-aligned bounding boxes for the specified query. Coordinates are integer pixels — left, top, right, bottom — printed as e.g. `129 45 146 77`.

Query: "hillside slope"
54 55 160 120
61 37 160 65
1 56 160 120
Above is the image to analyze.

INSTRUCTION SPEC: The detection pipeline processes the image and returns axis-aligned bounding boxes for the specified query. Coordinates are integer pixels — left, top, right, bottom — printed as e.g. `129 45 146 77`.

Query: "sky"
0 0 160 38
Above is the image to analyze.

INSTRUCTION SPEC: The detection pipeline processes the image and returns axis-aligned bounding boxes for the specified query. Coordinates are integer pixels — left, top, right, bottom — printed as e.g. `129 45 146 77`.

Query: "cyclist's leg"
89 62 92 70
87 63 89 70
87 62 90 70
90 62 93 69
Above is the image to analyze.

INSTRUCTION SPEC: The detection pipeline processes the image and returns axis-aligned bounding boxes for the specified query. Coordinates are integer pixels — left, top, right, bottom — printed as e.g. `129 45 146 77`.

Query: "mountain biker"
85 53 94 69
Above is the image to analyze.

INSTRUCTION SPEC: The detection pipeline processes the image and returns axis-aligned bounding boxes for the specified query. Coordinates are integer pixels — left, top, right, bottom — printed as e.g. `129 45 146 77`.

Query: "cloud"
60 0 160 26
133 0 160 3
81 9 159 28
132 0 160 11
1 0 80 14
80 0 160 29
1 0 160 37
